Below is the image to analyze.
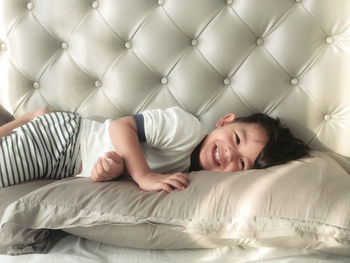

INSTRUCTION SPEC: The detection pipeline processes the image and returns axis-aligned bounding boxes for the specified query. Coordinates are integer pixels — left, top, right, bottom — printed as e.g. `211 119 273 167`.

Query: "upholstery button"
326 37 334 44
125 41 132 49
291 78 299 85
324 114 332 121
33 82 40 89
191 39 199 47
256 38 264 45
27 2 34 10
92 1 99 8
61 42 68 49
0 43 6 51
224 78 231 85
161 77 168 84
226 0 233 5
95 80 102 88
158 0 165 5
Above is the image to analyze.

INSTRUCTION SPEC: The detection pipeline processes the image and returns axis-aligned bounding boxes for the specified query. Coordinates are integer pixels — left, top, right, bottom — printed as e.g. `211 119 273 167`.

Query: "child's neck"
189 136 207 172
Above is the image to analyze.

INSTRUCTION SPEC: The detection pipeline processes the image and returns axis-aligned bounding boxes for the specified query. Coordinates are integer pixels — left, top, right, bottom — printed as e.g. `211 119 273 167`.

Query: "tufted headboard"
0 0 349 168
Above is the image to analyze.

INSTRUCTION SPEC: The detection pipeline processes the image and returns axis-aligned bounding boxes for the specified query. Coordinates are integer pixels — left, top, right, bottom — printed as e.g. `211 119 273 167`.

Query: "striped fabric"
0 112 82 187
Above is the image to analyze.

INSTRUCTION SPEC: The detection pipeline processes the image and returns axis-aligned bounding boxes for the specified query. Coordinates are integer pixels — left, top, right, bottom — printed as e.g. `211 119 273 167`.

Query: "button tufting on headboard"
91 1 99 9
27 2 34 10
61 42 68 50
0 43 7 51
0 0 349 162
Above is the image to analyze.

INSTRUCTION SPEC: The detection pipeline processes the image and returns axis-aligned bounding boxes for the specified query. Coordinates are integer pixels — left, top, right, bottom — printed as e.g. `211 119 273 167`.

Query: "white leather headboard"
1 0 349 163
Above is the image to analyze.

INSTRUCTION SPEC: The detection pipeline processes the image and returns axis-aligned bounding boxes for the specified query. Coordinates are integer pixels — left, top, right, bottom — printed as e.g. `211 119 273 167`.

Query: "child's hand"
135 172 190 193
91 151 124 182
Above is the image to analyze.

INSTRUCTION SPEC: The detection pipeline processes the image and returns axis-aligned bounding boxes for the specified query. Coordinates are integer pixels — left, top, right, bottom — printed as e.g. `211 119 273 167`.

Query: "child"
0 107 309 192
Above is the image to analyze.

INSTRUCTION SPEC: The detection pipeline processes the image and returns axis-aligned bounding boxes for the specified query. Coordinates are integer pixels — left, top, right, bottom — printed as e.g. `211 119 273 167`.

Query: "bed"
1 0 350 262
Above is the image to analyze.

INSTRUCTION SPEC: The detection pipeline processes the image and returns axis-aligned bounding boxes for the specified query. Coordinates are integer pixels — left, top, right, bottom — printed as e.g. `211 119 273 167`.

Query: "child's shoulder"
166 106 195 117
142 106 206 133
143 106 198 122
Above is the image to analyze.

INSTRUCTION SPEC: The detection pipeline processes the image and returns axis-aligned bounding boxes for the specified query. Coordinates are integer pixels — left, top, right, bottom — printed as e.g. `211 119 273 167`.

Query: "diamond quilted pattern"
3 62 33 111
233 0 295 37
0 0 349 159
69 11 125 78
301 48 350 112
168 49 223 114
39 53 94 112
133 7 190 75
314 119 350 157
99 0 156 40
232 47 291 113
1 0 28 35
199 6 257 76
270 87 323 141
264 5 325 76
7 12 59 79
77 87 125 120
31 0 91 39
164 0 224 37
103 51 160 114
200 87 252 130
303 0 350 35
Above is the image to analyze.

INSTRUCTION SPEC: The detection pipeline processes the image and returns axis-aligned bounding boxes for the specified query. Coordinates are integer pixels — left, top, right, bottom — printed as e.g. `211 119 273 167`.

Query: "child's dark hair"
234 113 310 169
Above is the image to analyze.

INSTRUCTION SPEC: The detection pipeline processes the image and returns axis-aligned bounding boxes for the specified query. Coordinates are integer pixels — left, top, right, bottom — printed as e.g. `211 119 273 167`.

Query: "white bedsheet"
0 233 349 263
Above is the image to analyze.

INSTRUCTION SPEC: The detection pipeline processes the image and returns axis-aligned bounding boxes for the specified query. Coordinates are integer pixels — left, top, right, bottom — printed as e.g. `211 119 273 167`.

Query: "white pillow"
1 151 350 255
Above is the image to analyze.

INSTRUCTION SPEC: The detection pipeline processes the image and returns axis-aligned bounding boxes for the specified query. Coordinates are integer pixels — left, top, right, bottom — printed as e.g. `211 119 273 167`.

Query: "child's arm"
109 116 189 193
0 109 49 138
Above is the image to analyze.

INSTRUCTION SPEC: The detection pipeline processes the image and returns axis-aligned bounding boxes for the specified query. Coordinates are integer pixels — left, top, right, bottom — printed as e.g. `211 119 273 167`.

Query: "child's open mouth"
214 145 221 166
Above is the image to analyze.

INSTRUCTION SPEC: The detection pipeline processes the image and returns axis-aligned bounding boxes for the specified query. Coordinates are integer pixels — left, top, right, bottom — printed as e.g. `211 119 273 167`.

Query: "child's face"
199 114 268 172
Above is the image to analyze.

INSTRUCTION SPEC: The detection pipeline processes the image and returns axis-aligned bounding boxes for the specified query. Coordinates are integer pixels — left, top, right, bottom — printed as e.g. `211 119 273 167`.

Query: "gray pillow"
0 180 54 255
1 152 350 256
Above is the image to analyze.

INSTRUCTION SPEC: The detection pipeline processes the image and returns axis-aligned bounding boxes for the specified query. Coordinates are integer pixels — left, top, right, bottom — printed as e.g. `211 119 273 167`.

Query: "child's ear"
216 114 236 127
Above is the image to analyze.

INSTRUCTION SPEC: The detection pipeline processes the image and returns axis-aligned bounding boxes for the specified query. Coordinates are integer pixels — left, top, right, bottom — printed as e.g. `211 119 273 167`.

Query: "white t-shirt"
78 107 207 177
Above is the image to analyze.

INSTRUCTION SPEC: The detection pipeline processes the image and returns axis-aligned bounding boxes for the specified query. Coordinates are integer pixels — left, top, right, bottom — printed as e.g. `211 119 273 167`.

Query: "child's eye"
235 133 240 145
240 159 245 170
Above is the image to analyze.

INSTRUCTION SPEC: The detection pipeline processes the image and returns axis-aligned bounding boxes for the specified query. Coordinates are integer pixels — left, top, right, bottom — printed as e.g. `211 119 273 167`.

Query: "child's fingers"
91 161 104 181
176 173 190 186
159 183 173 193
169 173 190 187
96 157 106 175
101 157 111 173
163 178 187 191
105 151 121 163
